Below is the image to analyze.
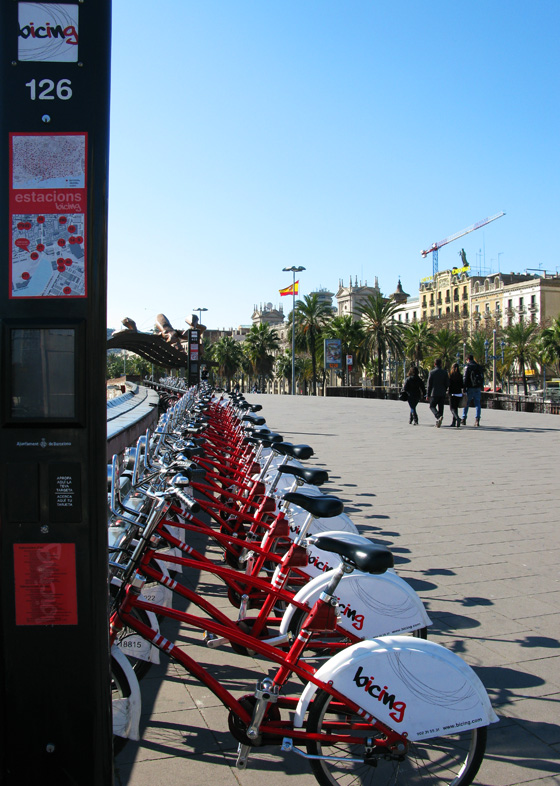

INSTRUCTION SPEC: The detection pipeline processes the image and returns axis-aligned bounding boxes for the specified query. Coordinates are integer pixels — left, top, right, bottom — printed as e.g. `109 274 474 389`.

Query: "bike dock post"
0 2 113 783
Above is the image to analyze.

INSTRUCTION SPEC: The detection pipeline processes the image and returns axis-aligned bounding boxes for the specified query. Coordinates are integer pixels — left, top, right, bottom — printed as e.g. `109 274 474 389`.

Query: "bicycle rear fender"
280 570 431 638
294 636 498 741
111 645 141 742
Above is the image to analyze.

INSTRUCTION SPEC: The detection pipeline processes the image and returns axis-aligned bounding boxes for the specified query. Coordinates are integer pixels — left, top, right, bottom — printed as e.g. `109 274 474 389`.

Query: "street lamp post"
282 265 305 395
484 328 506 391
193 306 208 327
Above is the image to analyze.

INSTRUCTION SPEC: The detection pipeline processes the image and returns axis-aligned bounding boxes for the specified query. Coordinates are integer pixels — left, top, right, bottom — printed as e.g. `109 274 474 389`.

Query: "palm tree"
426 328 462 370
503 321 540 396
467 331 489 366
293 294 333 395
404 321 433 373
356 294 405 388
210 335 243 391
243 323 280 391
323 314 366 385
540 315 560 376
275 349 305 392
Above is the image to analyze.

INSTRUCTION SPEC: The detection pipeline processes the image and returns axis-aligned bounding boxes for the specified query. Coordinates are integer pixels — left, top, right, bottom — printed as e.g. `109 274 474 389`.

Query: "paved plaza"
114 395 560 786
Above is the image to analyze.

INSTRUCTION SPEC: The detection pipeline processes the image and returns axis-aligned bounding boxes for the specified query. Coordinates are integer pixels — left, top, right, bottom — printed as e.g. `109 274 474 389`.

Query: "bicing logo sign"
18 3 79 63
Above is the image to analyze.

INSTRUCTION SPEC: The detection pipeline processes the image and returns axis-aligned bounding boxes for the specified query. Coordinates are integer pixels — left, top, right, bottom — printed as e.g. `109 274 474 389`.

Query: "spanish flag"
279 280 299 296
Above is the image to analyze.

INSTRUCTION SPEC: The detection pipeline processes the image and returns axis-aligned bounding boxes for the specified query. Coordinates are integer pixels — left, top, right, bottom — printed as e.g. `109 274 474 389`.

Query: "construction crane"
421 212 506 278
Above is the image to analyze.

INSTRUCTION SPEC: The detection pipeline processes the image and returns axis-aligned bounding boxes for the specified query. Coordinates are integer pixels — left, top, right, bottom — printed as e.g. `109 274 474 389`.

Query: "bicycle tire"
305 688 487 786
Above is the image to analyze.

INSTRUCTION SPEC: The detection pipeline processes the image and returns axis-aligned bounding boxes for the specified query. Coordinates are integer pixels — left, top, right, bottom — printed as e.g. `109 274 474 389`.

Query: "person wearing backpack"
462 354 484 427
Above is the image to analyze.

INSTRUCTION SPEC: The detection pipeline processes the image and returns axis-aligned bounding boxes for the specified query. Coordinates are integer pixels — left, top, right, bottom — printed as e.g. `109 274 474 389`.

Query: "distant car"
484 385 502 392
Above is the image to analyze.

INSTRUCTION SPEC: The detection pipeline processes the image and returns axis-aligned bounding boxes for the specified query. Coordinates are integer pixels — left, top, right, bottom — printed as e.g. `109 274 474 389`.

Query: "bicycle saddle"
272 443 314 460
242 414 267 426
255 435 284 446
283 492 343 519
277 464 329 486
307 531 394 574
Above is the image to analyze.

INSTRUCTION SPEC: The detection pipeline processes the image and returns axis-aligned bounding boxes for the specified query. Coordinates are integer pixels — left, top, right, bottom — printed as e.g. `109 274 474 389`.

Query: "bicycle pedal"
236 743 251 770
203 631 227 648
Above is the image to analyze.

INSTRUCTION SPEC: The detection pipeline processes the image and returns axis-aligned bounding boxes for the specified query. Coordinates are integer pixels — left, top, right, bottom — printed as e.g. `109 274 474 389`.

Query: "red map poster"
10 132 87 299
14 542 78 625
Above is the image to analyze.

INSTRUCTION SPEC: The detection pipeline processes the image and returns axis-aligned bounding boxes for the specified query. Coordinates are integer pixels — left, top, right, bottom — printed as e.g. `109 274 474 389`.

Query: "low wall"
326 386 560 414
106 383 160 459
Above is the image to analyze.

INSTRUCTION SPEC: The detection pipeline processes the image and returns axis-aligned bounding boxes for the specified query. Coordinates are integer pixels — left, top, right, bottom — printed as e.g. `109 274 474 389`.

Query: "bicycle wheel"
305 688 487 786
111 655 133 756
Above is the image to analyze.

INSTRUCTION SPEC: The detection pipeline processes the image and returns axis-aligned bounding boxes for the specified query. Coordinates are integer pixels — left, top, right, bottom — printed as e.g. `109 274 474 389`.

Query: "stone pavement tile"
438 576 557 602
114 745 240 785
498 693 560 745
518 655 560 692
427 609 532 638
491 595 560 622
144 669 198 714
472 661 553 706
480 719 560 786
138 704 228 762
477 630 560 664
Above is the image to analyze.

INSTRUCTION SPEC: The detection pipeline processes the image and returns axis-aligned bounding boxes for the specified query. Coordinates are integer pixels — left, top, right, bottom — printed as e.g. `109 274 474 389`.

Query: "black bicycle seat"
283 492 343 518
308 531 393 574
277 464 329 486
273 443 314 461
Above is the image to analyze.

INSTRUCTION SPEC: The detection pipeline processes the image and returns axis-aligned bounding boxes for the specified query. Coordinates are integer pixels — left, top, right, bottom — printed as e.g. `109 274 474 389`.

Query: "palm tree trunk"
311 348 317 395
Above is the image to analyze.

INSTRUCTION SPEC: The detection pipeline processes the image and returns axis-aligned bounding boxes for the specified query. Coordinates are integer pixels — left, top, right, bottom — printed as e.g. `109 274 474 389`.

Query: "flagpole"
282 265 305 395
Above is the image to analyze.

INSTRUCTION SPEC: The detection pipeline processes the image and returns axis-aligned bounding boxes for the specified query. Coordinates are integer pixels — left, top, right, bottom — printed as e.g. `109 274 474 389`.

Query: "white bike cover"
294 636 498 741
280 570 431 639
112 645 141 741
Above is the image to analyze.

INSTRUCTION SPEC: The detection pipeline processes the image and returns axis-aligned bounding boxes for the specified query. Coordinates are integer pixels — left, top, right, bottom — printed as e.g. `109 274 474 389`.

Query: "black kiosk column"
0 3 113 784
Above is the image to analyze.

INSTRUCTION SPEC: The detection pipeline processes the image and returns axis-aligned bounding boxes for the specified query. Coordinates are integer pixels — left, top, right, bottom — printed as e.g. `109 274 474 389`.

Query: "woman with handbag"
448 362 463 427
403 366 426 425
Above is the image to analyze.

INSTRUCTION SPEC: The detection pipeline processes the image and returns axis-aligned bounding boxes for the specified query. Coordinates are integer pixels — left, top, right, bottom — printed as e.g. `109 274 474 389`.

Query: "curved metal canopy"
107 331 188 369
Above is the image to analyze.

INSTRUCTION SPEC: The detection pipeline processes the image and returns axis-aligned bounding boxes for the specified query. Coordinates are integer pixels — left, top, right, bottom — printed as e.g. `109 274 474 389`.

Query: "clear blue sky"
107 0 559 333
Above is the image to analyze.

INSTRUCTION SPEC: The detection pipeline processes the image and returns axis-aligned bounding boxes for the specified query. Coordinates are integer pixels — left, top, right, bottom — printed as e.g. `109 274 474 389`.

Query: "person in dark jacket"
462 354 484 426
403 366 426 425
448 362 463 427
427 358 449 427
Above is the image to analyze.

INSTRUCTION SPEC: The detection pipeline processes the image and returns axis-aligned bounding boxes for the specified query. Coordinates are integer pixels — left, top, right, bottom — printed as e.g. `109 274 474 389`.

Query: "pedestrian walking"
462 354 484 426
403 366 426 425
448 362 463 427
427 358 449 427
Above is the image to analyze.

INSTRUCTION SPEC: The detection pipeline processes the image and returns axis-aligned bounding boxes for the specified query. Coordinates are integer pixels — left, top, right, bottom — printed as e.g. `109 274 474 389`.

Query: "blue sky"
107 0 559 333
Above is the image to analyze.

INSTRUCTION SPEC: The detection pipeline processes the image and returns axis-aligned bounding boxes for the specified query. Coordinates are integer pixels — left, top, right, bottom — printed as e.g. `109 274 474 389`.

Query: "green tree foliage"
209 335 244 391
323 314 366 384
503 321 540 396
243 323 280 390
106 351 157 380
426 328 462 370
404 321 433 374
540 314 560 375
356 294 405 388
294 294 333 395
